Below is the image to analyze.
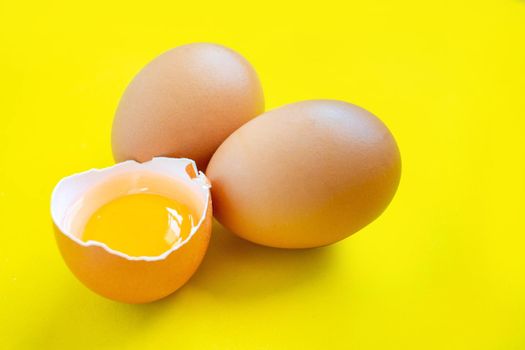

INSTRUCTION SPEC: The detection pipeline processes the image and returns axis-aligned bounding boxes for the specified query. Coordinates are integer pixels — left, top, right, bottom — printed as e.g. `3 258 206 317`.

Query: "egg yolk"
82 193 194 256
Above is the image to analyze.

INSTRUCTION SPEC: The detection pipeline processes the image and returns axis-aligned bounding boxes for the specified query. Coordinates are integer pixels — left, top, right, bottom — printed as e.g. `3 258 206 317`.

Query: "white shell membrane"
50 158 211 261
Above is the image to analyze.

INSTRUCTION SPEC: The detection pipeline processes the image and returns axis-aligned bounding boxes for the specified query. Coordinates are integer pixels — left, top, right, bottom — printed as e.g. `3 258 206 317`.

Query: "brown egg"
112 43 264 170
206 100 401 249
51 158 212 303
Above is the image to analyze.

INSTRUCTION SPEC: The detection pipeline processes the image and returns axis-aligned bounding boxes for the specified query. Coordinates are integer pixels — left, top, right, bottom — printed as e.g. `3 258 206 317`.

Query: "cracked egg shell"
51 158 212 303
206 100 401 249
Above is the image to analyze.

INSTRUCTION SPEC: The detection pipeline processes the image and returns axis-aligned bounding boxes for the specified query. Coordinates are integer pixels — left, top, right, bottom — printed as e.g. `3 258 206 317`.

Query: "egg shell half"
51 158 212 303
206 100 401 249
112 43 265 170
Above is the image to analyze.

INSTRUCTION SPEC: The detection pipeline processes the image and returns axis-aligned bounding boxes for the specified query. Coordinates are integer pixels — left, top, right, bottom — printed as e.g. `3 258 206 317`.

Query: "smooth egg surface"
112 43 264 170
206 100 401 248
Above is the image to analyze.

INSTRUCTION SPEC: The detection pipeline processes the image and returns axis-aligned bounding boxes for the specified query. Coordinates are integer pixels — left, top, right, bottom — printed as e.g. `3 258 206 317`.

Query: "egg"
206 100 401 249
112 43 264 170
51 158 212 303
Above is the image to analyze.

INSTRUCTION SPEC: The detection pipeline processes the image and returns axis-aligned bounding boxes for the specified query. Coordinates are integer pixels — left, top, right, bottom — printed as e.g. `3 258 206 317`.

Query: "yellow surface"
1 0 524 348
83 193 194 257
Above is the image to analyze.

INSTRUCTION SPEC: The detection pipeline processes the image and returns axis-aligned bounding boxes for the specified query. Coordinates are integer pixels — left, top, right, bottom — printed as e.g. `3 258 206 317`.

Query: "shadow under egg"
25 220 338 349
186 220 336 300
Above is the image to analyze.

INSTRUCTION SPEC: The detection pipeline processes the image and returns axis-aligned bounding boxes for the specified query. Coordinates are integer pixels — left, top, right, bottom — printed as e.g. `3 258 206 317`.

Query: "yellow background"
1 0 524 349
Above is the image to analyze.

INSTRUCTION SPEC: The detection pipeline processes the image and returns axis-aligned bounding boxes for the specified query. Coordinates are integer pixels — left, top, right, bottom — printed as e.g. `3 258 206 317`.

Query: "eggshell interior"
51 157 211 260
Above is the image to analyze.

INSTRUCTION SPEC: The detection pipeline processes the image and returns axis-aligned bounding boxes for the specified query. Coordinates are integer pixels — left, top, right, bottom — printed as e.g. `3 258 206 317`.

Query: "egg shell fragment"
51 158 212 303
206 100 401 249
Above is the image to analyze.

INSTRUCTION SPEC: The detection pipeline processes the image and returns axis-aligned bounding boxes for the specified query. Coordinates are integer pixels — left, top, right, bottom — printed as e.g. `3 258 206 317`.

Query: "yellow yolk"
82 193 194 256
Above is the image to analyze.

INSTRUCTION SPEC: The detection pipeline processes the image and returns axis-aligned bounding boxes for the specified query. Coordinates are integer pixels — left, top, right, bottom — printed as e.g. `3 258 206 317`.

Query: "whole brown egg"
206 100 401 249
112 43 264 170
